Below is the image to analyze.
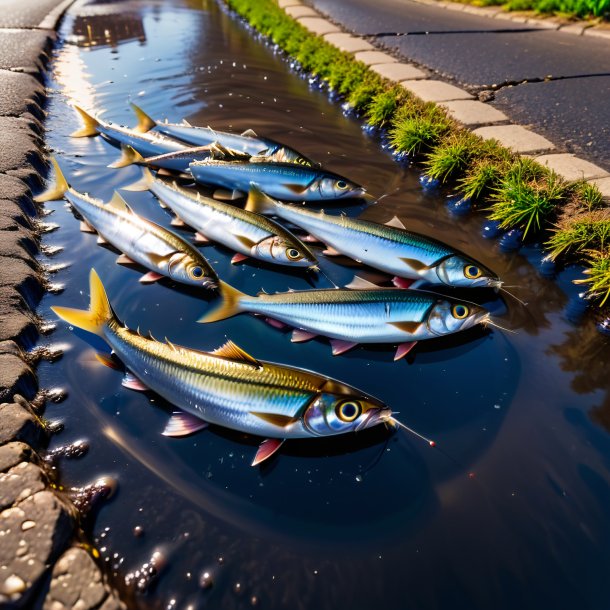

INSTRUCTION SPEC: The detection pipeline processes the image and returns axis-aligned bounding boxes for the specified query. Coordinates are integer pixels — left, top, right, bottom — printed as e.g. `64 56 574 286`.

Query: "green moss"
389 110 451 157
423 131 483 183
365 86 404 128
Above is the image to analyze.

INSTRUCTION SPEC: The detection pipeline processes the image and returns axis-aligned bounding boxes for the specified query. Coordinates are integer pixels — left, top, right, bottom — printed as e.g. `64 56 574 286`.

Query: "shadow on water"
34 0 610 608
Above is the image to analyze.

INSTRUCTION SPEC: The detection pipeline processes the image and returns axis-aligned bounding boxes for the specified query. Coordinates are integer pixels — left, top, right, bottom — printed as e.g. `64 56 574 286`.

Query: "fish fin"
389 321 422 333
95 352 121 370
96 235 108 245
34 157 69 203
323 247 341 256
241 128 258 137
130 103 156 133
198 281 246 323
385 216 406 230
251 438 284 467
234 235 256 250
182 119 192 127
330 340 358 356
71 105 100 137
107 192 133 213
122 371 149 391
231 252 249 265
116 253 137 266
170 217 187 227
51 269 113 338
291 329 317 343
80 220 96 233
394 341 417 361
214 188 243 201
108 144 145 169
284 183 308 195
211 339 260 367
301 234 319 243
122 166 154 192
139 271 164 284
400 258 432 273
265 317 287 330
392 276 415 289
162 411 208 437
244 183 276 215
193 232 210 244
345 275 379 290
250 412 299 427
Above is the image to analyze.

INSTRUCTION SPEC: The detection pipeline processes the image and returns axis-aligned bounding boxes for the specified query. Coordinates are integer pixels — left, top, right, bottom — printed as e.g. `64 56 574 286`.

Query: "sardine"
53 269 393 465
190 159 368 202
124 167 318 268
199 277 490 359
35 158 218 288
131 104 317 167
245 186 500 288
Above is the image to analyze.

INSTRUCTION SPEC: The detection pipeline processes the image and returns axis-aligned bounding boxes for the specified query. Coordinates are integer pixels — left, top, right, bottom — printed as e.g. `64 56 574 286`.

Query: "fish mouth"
356 408 392 432
202 278 219 290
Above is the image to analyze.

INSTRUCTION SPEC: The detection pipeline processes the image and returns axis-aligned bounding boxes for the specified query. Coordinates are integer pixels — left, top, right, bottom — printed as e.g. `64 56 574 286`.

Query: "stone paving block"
353 50 397 66
473 124 556 153
534 153 609 182
0 491 73 608
0 176 34 214
0 0 68 28
0 29 53 73
285 5 318 18
277 0 301 7
0 443 38 473
296 17 341 36
400 79 473 102
588 176 610 200
558 23 588 35
0 117 44 178
0 71 45 120
584 27 610 40
43 547 108 610
0 462 47 511
0 227 38 264
323 33 374 53
0 288 38 347
0 256 44 309
0 399 42 445
439 100 509 126
370 62 426 81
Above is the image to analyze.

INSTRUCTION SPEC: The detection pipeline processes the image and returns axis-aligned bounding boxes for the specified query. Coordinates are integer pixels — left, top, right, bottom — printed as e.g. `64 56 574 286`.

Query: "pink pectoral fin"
322 247 341 256
121 371 149 391
251 438 285 467
330 339 358 356
291 329 317 343
265 317 288 330
394 341 417 361
139 271 164 283
194 232 210 244
392 276 415 289
162 411 209 437
231 252 249 265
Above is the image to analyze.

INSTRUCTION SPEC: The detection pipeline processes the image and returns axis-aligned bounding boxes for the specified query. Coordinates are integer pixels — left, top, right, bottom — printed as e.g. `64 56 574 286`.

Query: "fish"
34 158 218 289
245 186 500 289
71 105 189 162
53 269 393 465
131 103 317 167
124 167 319 268
199 276 490 359
189 158 368 202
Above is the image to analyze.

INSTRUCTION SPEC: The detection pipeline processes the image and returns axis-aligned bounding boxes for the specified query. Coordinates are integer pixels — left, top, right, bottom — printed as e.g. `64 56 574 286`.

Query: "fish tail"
51 269 114 339
244 183 276 215
198 280 246 323
71 105 100 137
108 144 145 169
34 157 69 203
130 103 156 133
122 166 154 192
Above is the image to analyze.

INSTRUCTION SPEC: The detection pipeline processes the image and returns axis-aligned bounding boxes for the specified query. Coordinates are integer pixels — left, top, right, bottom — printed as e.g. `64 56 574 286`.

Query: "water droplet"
199 571 213 589
355 474 363 483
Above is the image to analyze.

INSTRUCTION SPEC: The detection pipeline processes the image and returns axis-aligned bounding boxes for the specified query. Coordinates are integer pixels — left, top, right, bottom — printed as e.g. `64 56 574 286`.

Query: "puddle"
36 0 610 608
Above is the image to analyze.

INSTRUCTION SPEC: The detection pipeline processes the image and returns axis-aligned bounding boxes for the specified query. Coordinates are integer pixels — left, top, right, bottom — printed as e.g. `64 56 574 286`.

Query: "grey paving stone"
0 491 73 608
0 443 38 474
439 100 509 126
0 462 47 511
0 288 39 347
0 117 44 179
297 17 341 35
285 5 319 18
323 32 374 53
0 30 54 73
584 27 610 40
0 71 45 120
43 547 108 610
353 50 397 65
400 79 473 102
0 257 44 310
588 176 610 200
0 0 68 28
0 398 42 445
473 124 556 153
0 226 38 265
370 62 426 81
534 153 609 182
0 176 33 213
558 23 588 35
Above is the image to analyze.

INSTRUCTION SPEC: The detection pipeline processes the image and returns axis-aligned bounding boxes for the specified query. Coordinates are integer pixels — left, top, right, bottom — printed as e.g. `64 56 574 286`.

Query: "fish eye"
336 400 361 422
286 248 302 261
464 265 482 279
452 304 469 319
189 266 205 279
336 180 348 190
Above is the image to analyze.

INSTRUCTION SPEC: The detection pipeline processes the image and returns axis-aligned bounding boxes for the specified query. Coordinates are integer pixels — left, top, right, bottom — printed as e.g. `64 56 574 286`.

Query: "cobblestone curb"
0 3 126 608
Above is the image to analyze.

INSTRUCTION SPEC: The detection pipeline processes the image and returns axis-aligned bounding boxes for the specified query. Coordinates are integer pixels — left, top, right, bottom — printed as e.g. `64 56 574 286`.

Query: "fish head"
167 252 217 289
314 174 367 200
253 235 318 268
303 380 391 436
263 146 317 168
434 255 499 288
426 298 489 336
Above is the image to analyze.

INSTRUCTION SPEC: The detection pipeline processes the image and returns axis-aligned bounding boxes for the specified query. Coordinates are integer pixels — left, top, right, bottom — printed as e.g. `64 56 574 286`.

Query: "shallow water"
36 0 610 608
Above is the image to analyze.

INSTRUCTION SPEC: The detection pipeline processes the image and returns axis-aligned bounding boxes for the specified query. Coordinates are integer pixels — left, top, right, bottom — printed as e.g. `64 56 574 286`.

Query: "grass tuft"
423 131 483 183
365 87 405 128
575 250 610 306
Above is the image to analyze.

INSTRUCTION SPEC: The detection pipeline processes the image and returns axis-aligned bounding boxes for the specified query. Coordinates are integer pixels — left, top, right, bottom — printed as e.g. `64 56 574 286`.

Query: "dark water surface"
37 0 610 608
